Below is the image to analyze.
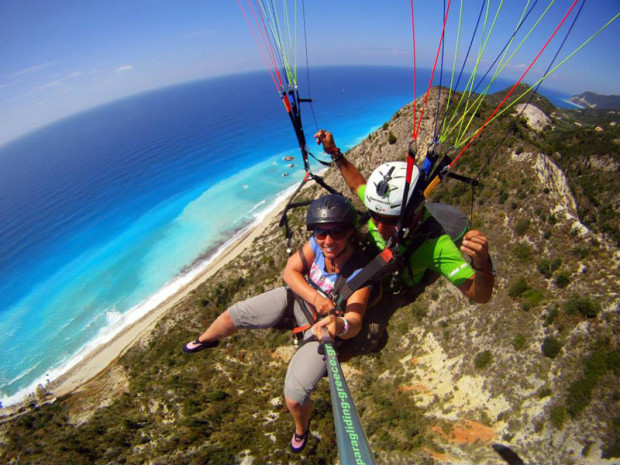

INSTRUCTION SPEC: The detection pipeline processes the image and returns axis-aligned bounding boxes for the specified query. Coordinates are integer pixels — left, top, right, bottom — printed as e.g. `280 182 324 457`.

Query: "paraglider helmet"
306 194 357 230
364 161 420 217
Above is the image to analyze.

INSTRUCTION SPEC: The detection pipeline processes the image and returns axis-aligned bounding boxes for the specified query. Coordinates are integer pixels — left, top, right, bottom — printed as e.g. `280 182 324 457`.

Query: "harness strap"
336 203 469 300
298 245 309 274
292 246 365 334
338 248 398 302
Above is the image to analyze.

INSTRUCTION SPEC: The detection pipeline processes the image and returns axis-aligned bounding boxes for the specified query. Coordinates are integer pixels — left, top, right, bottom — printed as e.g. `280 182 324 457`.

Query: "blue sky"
1 0 618 147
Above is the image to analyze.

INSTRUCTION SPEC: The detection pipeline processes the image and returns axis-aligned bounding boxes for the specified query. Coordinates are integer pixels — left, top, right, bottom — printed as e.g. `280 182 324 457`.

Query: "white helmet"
364 161 420 216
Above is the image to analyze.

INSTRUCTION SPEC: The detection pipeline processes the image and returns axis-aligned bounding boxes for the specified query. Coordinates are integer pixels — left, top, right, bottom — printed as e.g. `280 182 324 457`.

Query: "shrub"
382 122 389 130
512 333 526 351
539 387 552 398
567 344 615 417
548 214 557 225
572 247 590 260
513 243 531 261
499 191 509 204
538 259 553 278
542 336 563 359
544 307 559 326
515 218 531 236
609 348 620 376
555 272 571 289
550 258 562 271
564 294 601 318
550 405 567 429
388 131 397 144
474 350 493 369
509 277 529 298
522 289 545 310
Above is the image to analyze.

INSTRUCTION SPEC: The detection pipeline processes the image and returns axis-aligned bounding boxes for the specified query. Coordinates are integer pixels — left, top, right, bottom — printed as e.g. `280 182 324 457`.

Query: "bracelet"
339 317 350 336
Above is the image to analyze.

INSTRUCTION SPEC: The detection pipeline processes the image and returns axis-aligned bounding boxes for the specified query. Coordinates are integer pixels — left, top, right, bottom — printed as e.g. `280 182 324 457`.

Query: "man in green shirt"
314 130 496 357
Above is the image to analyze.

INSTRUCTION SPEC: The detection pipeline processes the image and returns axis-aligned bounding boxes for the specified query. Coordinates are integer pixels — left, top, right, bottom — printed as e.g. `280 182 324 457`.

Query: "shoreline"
0 195 287 418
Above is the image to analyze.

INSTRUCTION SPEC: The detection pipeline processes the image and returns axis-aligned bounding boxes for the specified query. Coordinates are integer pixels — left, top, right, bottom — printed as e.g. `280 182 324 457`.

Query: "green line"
439 0 465 138
453 0 543 146
453 0 505 142
467 10 620 136
440 0 494 142
443 0 553 146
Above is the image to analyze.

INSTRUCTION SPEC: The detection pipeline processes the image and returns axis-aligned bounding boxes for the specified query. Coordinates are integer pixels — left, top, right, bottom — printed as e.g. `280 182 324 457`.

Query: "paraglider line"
413 0 452 140
449 0 579 169
468 0 586 222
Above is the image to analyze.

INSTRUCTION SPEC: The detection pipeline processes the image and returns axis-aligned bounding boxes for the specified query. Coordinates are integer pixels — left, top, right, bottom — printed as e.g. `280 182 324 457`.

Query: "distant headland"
568 91 620 110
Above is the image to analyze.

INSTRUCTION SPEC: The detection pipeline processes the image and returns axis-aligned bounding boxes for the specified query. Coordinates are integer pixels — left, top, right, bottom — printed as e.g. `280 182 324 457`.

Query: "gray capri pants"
228 286 326 404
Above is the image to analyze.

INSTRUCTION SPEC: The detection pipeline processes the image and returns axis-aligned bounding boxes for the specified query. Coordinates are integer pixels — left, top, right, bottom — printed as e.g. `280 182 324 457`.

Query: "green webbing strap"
320 329 376 465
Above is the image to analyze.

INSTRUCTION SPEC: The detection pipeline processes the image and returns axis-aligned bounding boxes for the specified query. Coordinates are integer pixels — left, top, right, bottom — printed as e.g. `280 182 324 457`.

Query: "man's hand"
314 129 337 154
460 230 491 272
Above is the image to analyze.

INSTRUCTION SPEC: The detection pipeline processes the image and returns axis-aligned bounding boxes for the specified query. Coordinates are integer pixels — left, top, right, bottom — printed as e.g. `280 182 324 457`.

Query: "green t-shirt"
357 185 474 287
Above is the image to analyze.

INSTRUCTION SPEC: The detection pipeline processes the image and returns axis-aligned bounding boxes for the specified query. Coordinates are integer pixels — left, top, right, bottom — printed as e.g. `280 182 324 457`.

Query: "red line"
449 0 579 169
249 0 285 89
413 0 451 139
410 0 417 139
252 0 285 88
237 0 280 92
281 92 292 113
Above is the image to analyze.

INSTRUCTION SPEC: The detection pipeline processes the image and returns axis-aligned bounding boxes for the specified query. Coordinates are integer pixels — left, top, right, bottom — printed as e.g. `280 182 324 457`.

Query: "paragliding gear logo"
375 166 395 197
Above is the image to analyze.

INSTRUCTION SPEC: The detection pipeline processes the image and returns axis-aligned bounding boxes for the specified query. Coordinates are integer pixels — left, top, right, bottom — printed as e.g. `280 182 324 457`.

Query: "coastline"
0 194 287 418
52 196 285 397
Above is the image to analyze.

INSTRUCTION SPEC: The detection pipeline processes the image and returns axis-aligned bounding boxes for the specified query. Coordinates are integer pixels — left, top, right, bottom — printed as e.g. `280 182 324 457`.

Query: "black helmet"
306 194 357 230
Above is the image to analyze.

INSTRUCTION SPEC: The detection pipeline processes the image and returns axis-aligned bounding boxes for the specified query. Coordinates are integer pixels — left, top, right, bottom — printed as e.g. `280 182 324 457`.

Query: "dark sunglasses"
369 211 400 226
312 226 349 240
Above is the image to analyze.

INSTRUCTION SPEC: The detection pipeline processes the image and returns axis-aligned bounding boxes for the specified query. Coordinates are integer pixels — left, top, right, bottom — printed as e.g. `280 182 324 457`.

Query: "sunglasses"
312 226 350 240
369 211 400 226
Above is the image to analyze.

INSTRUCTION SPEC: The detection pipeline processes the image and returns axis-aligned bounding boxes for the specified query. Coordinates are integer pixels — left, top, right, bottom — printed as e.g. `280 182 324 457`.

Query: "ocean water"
0 65 574 406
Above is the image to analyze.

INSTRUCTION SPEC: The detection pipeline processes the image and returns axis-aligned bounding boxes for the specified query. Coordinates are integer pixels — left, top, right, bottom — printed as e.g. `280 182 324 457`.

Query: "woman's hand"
313 293 335 316
312 314 340 340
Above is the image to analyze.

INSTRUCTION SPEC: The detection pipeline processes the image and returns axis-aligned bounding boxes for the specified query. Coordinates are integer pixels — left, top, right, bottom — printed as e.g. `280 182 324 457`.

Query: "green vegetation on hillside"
1 87 618 465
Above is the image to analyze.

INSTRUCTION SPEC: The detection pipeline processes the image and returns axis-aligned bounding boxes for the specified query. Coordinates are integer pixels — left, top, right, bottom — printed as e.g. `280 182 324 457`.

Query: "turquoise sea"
0 65 574 406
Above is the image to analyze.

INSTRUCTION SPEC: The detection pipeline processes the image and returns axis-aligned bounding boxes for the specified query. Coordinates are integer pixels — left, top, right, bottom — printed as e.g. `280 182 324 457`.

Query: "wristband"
331 150 344 163
327 147 344 162
339 317 350 336
471 255 497 277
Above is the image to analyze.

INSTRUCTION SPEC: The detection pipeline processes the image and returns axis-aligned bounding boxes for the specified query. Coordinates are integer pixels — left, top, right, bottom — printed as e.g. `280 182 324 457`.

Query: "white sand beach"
0 198 286 417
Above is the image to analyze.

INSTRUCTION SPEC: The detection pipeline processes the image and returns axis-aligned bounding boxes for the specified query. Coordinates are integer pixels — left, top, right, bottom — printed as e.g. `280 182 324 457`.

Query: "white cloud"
115 65 134 73
11 62 54 79
37 71 83 91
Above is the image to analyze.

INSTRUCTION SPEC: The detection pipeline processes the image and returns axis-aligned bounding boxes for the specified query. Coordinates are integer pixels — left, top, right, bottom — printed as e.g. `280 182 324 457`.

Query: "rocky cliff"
1 87 618 465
